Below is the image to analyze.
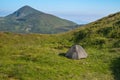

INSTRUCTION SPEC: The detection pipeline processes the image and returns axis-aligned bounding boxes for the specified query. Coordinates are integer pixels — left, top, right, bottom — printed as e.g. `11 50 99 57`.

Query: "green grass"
0 32 120 80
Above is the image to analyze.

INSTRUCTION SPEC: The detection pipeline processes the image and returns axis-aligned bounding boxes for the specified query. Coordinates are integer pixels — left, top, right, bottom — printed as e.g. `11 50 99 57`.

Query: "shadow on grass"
111 58 120 80
59 53 66 57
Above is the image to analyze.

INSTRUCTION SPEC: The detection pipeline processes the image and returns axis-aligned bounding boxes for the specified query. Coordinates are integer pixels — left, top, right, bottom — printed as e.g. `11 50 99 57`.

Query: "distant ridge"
0 5 77 34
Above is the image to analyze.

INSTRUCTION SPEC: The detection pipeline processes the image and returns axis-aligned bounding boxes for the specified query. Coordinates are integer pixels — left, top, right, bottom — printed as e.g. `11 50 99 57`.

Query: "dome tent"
65 45 88 59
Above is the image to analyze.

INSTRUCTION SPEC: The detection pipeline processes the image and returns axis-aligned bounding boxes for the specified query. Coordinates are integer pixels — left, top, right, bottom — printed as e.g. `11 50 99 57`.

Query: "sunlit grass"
0 32 119 80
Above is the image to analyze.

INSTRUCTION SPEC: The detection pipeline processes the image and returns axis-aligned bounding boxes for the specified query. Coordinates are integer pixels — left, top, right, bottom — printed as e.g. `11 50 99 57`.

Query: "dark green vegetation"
0 12 120 80
0 6 77 34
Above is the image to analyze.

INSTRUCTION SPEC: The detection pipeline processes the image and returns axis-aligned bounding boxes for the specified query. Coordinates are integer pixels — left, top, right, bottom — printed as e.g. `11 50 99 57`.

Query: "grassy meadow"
0 32 120 80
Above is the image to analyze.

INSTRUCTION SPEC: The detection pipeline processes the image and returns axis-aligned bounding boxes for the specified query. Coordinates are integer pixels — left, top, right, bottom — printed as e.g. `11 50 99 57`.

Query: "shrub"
91 37 107 48
113 40 120 48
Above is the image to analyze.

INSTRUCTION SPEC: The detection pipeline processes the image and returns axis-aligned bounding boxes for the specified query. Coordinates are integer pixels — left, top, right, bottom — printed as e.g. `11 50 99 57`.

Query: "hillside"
0 5 77 34
66 12 120 48
0 12 120 80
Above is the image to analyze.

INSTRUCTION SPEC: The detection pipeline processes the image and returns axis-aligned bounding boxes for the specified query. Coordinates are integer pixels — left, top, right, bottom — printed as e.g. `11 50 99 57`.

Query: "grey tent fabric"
66 45 88 59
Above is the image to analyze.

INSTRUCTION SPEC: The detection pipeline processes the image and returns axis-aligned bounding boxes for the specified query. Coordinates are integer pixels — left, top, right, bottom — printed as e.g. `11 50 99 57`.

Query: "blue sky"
0 0 120 24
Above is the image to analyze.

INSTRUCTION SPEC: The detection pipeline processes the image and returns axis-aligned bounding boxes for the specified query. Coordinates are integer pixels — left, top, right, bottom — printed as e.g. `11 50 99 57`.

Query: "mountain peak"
3 5 77 34
6 5 43 18
22 5 32 8
19 5 34 11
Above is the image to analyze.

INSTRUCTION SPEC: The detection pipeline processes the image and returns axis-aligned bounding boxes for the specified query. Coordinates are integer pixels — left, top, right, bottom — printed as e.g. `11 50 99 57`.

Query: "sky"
0 0 120 24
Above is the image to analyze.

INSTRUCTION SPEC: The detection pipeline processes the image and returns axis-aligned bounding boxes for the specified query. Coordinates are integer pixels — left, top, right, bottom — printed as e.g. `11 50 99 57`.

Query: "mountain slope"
0 5 77 34
6 6 43 18
61 12 120 48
